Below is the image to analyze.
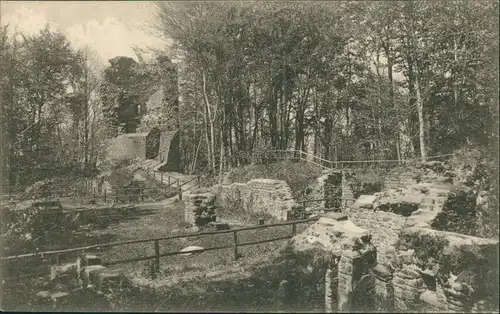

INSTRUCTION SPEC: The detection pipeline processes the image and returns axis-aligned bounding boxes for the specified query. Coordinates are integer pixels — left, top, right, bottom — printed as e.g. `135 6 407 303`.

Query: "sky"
0 1 403 81
0 1 171 65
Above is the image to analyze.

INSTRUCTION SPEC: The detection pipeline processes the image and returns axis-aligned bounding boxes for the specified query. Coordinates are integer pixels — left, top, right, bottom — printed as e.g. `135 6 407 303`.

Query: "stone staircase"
419 186 450 212
383 168 417 190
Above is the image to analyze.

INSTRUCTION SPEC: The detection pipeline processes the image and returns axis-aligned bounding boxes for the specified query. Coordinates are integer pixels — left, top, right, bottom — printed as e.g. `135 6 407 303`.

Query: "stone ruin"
36 254 136 309
305 170 355 212
286 212 499 312
215 178 303 221
288 212 377 312
182 188 218 228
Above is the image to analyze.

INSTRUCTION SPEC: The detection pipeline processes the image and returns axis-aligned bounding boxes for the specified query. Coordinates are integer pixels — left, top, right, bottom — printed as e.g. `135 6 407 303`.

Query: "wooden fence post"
292 223 297 237
197 176 201 188
178 181 182 201
233 231 239 261
154 239 160 274
168 176 171 186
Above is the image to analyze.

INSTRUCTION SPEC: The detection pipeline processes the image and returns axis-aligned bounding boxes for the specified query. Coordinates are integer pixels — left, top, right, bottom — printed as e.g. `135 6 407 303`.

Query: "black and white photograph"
0 0 498 312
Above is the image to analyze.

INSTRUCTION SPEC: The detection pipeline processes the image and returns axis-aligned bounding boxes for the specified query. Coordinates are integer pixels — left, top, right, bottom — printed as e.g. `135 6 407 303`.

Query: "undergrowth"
344 168 385 199
226 160 322 199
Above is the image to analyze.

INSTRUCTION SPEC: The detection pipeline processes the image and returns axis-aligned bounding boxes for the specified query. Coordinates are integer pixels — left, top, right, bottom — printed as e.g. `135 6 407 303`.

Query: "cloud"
1 5 58 37
66 17 167 65
2 5 166 66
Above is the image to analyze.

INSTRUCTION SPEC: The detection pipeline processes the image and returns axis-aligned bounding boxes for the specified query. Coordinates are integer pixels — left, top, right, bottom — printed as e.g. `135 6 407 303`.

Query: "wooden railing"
1 217 320 280
259 149 454 170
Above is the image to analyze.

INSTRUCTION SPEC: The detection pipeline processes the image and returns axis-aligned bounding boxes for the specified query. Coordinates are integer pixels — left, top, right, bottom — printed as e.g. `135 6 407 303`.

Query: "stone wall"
345 208 406 264
182 188 217 226
373 227 500 313
308 171 354 210
158 130 180 172
215 179 301 221
341 172 355 208
288 212 377 312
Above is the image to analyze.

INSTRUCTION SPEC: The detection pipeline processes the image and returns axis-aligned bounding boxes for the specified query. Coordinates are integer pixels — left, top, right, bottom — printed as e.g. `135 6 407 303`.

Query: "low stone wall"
215 179 301 221
383 169 417 190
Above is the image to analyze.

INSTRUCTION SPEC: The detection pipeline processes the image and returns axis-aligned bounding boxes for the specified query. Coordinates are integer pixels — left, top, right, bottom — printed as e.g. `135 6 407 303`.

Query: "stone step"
429 196 448 203
428 188 450 196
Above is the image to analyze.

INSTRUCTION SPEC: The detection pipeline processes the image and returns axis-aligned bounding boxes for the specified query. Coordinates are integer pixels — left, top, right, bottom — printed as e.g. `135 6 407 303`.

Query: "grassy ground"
1 197 315 312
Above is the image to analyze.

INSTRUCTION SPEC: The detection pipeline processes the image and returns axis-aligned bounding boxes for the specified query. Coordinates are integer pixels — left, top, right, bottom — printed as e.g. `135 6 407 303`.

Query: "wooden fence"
1 217 320 280
1 150 453 201
262 150 454 170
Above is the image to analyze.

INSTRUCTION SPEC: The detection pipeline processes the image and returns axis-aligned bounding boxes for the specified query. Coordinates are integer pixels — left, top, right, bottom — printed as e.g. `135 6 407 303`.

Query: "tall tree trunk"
84 61 89 170
219 107 225 185
453 34 459 113
383 39 401 163
202 72 216 172
415 69 427 162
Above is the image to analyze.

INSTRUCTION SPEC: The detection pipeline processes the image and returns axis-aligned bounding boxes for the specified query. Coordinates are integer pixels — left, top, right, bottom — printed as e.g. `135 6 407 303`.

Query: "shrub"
345 169 384 199
430 188 479 236
1 202 77 256
226 160 322 199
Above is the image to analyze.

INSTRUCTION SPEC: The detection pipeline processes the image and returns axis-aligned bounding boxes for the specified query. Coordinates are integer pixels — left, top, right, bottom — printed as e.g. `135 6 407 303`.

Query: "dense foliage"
148 1 498 176
2 1 498 188
1 26 105 188
226 160 323 199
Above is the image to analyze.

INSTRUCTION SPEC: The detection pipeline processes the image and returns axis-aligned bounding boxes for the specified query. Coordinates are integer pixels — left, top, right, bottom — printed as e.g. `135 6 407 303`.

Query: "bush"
1 202 77 255
226 160 322 199
430 188 479 236
345 169 384 199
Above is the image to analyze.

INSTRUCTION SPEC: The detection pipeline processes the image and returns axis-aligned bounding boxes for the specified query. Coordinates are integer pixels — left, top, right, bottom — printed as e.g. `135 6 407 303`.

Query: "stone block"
400 265 422 279
94 267 127 289
321 212 348 221
81 254 102 266
372 264 392 280
352 195 377 209
81 265 107 287
51 262 79 282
